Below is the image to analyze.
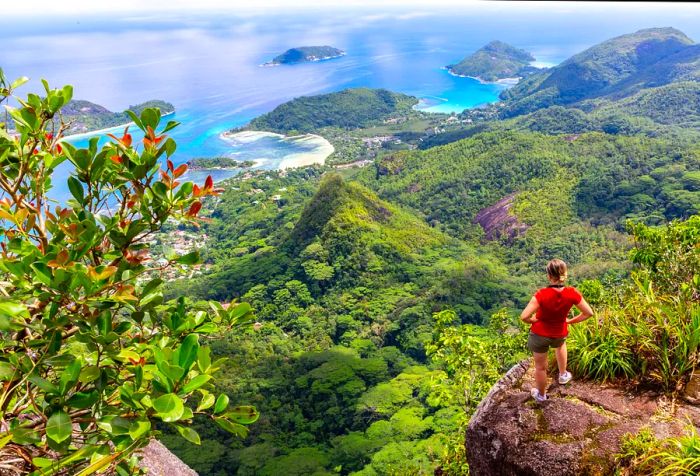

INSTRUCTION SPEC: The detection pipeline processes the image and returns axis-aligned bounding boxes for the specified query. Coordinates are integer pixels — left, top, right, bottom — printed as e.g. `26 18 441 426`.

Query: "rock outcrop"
466 359 700 476
473 194 529 241
139 440 198 475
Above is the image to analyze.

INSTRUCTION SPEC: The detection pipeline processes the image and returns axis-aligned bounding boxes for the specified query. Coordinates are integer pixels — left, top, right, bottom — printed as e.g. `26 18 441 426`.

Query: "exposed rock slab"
139 440 198 476
466 359 699 476
473 194 529 241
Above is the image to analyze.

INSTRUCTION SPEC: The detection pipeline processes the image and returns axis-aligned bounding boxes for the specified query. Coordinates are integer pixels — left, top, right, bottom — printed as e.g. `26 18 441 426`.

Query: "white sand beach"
221 130 334 170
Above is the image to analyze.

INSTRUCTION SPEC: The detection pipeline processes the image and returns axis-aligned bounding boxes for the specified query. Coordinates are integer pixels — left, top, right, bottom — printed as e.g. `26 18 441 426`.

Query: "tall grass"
569 279 700 392
569 265 700 393
617 426 700 476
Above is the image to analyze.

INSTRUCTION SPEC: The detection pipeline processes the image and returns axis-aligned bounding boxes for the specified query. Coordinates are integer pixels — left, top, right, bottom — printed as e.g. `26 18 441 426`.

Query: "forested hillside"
245 88 418 134
447 40 537 81
500 27 700 116
4 21 700 476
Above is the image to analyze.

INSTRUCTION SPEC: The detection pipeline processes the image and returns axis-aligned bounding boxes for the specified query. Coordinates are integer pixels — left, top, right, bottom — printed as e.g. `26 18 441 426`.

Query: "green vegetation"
569 216 700 392
6 23 700 476
268 46 345 65
246 88 419 134
447 40 537 81
58 98 175 135
501 27 698 115
0 72 254 474
616 426 700 475
187 157 254 169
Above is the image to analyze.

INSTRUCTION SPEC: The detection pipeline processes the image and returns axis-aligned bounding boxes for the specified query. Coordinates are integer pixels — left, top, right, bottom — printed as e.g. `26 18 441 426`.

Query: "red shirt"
530 287 583 338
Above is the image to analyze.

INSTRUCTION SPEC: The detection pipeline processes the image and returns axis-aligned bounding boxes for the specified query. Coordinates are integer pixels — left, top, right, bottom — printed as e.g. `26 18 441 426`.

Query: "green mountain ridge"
501 27 698 115
245 88 418 134
447 40 537 82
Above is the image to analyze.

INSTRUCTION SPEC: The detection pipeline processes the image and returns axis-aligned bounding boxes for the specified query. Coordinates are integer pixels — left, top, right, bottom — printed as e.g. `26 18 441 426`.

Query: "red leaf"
187 201 202 217
173 164 188 178
205 175 213 190
167 159 174 172
193 184 202 197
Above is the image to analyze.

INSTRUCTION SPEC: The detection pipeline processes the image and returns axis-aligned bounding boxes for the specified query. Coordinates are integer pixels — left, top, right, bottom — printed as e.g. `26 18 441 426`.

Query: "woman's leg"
533 351 548 396
554 342 567 375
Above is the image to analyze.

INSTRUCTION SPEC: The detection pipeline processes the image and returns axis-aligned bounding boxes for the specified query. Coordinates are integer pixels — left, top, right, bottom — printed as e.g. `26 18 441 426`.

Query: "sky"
7 0 700 17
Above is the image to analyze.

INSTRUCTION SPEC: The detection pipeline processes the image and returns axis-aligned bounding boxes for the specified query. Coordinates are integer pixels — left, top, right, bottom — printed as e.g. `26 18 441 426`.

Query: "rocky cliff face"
140 440 198 476
466 360 700 476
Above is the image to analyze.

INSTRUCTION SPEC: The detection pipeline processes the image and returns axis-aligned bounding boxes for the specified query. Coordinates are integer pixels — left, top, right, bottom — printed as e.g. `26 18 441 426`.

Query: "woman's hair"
546 259 568 282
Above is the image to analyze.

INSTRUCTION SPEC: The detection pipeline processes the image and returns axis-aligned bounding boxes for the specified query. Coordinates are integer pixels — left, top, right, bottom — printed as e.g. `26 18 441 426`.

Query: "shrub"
0 71 257 474
569 217 700 392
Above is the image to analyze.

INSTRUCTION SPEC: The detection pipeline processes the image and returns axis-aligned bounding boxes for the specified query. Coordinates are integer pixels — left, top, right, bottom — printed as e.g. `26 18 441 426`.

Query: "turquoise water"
4 6 700 202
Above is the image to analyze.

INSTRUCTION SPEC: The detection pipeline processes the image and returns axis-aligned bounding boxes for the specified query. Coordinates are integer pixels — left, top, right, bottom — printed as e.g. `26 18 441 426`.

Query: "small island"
447 40 539 83
264 46 345 66
186 157 255 170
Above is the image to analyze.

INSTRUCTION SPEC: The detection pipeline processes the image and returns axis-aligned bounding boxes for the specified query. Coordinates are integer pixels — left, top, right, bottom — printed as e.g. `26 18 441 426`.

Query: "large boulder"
139 440 198 476
466 360 700 475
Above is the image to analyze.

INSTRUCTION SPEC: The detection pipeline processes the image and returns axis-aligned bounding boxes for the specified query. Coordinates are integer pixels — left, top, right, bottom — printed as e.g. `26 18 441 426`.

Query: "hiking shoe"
530 388 547 403
558 371 573 385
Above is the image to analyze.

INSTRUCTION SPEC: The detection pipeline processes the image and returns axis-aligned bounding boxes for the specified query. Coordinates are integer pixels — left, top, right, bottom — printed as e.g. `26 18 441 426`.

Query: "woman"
520 259 594 402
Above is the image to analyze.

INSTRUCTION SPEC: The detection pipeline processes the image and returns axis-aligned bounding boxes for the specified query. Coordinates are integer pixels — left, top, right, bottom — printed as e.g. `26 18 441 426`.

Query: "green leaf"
141 278 163 298
161 120 180 134
30 263 52 286
229 302 253 325
125 110 143 130
28 374 58 394
196 392 215 412
225 406 259 425
178 334 199 372
181 374 211 394
197 347 212 373
67 176 84 204
0 362 16 381
140 108 160 130
0 300 29 319
175 251 200 265
59 358 81 395
46 410 72 444
214 394 229 414
152 393 184 422
0 433 12 450
175 425 200 445
66 391 98 409
157 361 184 382
61 84 73 103
10 76 29 90
128 419 151 441
213 417 248 438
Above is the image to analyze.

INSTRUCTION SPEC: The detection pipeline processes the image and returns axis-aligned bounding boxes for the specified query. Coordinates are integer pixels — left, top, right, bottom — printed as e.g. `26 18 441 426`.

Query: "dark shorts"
527 331 566 353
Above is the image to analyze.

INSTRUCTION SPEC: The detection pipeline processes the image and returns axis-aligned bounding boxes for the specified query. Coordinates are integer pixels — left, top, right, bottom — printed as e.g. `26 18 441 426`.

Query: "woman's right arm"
520 296 539 324
567 297 594 324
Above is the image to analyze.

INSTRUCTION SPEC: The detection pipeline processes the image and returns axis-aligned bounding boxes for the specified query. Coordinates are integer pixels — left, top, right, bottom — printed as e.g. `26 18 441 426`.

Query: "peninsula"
447 40 538 83
59 99 175 136
264 46 345 65
186 157 255 170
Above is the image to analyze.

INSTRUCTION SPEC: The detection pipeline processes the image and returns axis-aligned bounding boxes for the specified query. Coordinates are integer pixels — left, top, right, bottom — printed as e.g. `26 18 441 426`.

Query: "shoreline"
61 110 177 142
220 130 334 170
443 66 521 85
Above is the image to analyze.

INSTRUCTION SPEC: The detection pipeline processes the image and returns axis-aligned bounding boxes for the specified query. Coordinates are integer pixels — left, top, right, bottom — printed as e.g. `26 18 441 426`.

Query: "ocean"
3 4 700 202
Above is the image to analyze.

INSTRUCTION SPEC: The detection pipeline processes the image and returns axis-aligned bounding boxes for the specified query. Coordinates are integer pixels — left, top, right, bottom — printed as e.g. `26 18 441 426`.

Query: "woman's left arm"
520 296 540 324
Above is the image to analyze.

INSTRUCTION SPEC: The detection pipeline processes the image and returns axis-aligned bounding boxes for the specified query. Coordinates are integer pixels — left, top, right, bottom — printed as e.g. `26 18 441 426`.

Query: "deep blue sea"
3 4 700 202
